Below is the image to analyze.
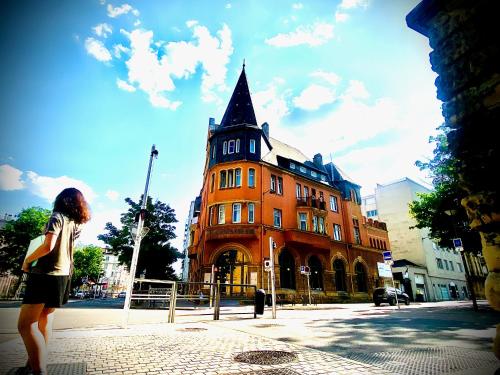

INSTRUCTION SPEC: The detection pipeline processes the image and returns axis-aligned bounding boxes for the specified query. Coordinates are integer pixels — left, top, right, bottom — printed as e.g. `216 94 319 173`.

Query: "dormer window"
299 166 306 173
249 139 256 153
311 171 317 178
228 140 235 154
290 162 295 169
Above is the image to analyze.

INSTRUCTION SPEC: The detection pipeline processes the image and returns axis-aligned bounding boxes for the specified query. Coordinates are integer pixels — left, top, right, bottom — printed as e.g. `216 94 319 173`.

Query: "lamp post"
444 209 478 311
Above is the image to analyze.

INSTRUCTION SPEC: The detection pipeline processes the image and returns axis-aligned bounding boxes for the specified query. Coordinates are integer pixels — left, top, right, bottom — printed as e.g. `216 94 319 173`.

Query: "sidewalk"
0 321 392 375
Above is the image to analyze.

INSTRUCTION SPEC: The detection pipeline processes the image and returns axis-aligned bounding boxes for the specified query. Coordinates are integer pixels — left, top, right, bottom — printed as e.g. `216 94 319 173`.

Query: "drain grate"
234 350 298 365
8 362 86 375
176 327 208 331
222 369 301 375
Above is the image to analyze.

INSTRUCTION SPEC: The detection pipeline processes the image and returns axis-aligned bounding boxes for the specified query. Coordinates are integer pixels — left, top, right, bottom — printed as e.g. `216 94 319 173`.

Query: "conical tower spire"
219 63 257 127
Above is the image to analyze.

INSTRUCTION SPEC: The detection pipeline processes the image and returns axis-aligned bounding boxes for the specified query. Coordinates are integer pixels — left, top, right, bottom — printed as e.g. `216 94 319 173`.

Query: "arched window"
215 250 248 296
333 259 347 292
355 262 367 292
279 249 296 289
308 256 323 290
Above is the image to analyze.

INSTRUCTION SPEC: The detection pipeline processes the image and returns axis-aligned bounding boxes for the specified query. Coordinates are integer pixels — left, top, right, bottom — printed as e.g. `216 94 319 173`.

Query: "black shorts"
22 273 71 308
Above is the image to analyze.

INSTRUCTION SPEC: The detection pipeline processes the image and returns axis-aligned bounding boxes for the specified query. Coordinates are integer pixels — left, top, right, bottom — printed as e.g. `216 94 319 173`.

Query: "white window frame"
232 203 241 223
212 145 216 159
223 141 227 155
228 140 235 154
248 203 255 223
248 168 255 187
319 217 324 234
334 224 342 241
220 171 227 188
313 216 318 232
228 169 234 187
299 166 306 173
236 139 240 153
311 170 317 178
273 209 282 228
330 195 338 212
249 139 256 153
209 206 214 226
277 177 283 195
218 205 225 224
270 175 276 192
304 186 309 198
299 213 307 230
235 168 241 187
290 162 295 169
296 183 301 199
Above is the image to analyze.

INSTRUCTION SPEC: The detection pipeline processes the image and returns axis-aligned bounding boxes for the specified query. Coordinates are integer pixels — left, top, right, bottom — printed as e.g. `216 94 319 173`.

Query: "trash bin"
265 294 273 307
255 289 266 315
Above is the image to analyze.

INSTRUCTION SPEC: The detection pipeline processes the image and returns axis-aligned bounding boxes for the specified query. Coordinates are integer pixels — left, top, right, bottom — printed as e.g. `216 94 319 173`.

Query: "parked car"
373 287 410 306
75 291 86 299
118 291 126 298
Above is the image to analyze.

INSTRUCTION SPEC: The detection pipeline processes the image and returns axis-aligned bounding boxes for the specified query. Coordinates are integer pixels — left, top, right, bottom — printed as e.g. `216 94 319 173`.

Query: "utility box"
255 289 266 315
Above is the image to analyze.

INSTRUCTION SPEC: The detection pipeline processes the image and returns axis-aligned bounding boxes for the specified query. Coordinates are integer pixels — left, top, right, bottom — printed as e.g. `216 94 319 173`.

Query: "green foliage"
72 245 103 286
0 207 51 276
98 197 181 280
409 125 481 252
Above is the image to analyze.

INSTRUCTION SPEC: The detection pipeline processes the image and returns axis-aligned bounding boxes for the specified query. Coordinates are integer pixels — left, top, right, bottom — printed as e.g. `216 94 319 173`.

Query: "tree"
409 125 481 253
72 245 103 287
98 197 181 280
0 207 51 276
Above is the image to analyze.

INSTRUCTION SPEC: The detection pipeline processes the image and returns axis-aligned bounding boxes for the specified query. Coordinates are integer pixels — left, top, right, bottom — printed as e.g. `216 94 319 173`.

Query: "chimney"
208 117 216 131
261 122 269 138
313 153 323 167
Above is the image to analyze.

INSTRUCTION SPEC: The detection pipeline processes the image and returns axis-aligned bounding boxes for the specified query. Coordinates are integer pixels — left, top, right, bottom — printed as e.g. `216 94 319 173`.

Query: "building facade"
187 67 390 301
362 178 486 301
100 248 129 294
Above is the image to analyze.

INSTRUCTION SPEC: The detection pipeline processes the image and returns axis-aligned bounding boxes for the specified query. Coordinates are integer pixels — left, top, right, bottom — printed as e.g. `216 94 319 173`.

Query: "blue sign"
453 238 463 248
383 251 392 261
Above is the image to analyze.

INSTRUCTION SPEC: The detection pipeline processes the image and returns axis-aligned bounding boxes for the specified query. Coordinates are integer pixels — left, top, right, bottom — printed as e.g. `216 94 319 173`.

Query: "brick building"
187 66 390 301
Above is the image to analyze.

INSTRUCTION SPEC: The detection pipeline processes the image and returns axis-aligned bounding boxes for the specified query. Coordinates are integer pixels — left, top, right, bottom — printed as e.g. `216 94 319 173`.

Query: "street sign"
383 251 392 261
264 259 272 271
453 238 463 249
300 265 310 274
377 262 393 278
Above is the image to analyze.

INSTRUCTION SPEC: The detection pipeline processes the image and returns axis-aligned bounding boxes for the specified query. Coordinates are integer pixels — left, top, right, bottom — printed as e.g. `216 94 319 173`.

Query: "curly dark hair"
53 188 91 224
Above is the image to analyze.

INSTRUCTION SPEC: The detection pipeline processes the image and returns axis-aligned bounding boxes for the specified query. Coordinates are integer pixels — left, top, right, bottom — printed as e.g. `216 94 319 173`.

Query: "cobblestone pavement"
0 323 392 375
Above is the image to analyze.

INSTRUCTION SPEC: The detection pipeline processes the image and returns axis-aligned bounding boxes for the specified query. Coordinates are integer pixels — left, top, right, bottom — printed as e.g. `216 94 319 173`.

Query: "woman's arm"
22 233 58 272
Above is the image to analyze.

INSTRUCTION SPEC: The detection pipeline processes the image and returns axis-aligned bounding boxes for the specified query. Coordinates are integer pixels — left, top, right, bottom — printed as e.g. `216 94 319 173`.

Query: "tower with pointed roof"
186 66 391 303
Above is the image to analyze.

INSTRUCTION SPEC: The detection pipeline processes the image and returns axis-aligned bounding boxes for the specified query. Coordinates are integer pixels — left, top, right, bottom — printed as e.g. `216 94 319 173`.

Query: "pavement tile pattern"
0 324 393 375
344 347 499 375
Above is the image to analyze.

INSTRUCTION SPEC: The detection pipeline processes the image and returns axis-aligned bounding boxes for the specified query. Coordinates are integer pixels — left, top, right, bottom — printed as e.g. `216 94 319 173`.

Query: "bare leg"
38 307 55 344
17 304 46 373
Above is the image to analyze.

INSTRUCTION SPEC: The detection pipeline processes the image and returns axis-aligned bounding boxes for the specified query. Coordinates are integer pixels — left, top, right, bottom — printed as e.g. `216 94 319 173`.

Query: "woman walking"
18 188 91 374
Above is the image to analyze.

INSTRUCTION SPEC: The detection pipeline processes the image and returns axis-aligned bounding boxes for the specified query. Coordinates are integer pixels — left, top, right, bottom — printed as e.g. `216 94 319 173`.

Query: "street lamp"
444 209 478 311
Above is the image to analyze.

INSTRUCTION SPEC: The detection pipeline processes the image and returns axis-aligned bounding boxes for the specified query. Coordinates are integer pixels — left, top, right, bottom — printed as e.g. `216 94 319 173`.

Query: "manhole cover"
223 369 301 375
176 327 207 331
234 350 298 365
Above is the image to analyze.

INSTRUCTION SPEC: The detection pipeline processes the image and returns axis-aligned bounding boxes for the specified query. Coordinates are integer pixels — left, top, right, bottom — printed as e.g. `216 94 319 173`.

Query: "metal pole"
307 273 312 305
209 264 214 308
123 145 159 327
269 237 276 319
460 250 479 311
390 264 400 310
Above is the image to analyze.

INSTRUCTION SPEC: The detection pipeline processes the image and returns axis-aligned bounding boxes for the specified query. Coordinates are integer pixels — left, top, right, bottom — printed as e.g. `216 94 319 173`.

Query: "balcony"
205 224 259 242
284 229 330 250
296 196 327 211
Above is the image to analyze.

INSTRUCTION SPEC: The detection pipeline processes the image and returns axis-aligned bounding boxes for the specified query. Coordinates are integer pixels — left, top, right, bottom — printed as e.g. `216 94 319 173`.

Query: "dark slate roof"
219 67 257 128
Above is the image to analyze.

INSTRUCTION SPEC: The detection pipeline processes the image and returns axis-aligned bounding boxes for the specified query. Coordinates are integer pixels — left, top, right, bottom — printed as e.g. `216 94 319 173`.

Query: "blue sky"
0 0 441 270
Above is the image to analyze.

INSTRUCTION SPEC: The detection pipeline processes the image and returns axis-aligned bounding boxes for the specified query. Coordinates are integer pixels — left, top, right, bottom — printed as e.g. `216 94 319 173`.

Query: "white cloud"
293 84 337 110
25 171 97 204
292 3 303 9
225 3 232 9
335 11 349 23
116 78 136 92
253 79 290 128
105 190 120 201
113 43 129 58
134 19 141 27
84 37 112 62
107 3 139 18
122 22 233 109
0 164 24 190
265 22 334 47
99 0 106 5
339 0 369 9
78 208 123 246
343 80 370 100
310 70 341 86
93 23 112 38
